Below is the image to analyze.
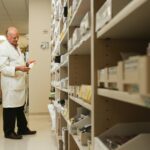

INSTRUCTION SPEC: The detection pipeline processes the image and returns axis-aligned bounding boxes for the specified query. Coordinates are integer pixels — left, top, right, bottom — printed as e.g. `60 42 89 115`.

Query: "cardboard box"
98 68 108 88
98 55 150 94
107 66 119 90
121 56 150 96
79 85 92 103
96 0 131 31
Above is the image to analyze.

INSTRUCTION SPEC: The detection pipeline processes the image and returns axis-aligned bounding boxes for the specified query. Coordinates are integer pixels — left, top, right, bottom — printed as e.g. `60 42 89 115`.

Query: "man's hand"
26 60 36 67
15 66 30 72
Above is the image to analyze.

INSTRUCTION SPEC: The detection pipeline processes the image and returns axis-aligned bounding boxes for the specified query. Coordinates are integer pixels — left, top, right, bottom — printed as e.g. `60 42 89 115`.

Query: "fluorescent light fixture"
0 35 6 41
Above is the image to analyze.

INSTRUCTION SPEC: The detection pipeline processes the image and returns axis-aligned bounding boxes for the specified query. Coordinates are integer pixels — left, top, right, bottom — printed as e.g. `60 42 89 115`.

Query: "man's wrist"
26 62 29 67
15 66 19 71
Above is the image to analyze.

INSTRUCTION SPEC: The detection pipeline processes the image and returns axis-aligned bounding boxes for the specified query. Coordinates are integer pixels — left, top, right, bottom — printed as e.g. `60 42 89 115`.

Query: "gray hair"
6 26 18 36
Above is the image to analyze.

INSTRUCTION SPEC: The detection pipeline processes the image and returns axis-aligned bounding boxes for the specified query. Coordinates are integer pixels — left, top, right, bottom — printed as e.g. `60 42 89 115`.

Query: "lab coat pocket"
10 76 25 90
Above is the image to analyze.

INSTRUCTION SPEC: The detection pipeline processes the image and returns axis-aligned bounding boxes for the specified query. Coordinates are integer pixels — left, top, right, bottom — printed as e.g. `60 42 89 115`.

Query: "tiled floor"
0 106 57 150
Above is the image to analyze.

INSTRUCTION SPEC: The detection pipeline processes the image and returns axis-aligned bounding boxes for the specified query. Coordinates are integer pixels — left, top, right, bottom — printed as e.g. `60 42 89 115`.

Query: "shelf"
69 0 90 27
51 82 68 93
69 32 91 55
58 88 68 93
61 112 71 126
97 0 150 39
57 86 68 93
71 134 89 150
51 1 150 150
60 88 69 93
52 85 61 91
97 88 150 109
61 112 68 122
70 96 92 111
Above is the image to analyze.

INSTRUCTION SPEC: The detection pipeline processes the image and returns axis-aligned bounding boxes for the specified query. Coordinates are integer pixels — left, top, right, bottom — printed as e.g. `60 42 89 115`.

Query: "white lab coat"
0 40 26 108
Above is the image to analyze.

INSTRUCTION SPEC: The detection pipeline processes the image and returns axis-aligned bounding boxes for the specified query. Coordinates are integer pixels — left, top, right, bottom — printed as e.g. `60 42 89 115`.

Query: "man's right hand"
15 66 30 72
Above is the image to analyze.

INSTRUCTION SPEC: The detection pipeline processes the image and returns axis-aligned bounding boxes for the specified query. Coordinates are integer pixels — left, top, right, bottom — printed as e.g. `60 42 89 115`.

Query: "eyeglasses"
11 35 19 40
7 32 19 40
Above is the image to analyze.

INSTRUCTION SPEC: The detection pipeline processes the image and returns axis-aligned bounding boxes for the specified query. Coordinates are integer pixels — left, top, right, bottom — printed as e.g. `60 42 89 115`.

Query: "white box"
61 53 68 64
72 28 81 46
94 122 150 150
68 6 73 22
60 78 68 89
96 0 131 31
80 12 91 36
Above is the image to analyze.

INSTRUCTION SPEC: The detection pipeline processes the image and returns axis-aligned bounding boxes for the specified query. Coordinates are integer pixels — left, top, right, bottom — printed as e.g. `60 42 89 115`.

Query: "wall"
29 0 51 114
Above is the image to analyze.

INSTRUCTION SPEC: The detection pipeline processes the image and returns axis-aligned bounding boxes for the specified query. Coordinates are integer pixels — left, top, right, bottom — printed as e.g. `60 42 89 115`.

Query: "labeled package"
96 0 131 31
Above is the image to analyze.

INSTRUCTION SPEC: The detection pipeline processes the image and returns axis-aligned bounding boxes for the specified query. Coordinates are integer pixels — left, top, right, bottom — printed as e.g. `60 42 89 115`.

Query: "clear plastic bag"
48 104 56 131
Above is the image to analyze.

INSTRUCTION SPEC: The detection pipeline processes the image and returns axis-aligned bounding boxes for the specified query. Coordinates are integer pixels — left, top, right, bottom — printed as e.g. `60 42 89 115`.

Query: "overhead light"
0 35 6 41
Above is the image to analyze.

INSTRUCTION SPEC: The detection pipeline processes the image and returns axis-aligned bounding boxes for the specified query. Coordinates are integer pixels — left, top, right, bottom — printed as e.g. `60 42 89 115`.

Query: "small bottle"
147 43 150 56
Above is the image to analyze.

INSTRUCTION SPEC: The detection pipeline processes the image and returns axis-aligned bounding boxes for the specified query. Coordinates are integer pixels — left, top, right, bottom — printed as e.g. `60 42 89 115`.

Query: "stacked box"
98 55 150 96
121 56 150 95
96 0 131 31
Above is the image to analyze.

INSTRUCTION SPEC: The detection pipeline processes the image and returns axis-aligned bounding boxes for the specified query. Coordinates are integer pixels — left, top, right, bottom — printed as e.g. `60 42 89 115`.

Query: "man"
0 27 36 139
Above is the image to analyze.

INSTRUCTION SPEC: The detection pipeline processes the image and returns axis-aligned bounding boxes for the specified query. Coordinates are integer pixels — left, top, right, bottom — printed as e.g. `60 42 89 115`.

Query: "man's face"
7 31 19 47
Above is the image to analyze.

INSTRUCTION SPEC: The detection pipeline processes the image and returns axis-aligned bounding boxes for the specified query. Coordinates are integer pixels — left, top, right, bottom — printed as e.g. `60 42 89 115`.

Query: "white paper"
29 63 34 69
